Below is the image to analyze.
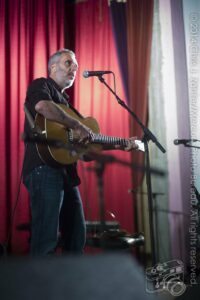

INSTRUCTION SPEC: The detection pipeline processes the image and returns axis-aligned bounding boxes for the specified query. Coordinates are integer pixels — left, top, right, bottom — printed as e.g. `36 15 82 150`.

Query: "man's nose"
71 63 78 72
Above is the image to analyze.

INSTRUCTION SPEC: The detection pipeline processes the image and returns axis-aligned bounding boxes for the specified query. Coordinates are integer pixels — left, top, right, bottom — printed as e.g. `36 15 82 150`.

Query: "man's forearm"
35 100 81 129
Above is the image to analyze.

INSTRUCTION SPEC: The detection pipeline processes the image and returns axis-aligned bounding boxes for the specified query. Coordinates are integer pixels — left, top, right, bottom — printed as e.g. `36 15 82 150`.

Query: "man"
23 49 138 256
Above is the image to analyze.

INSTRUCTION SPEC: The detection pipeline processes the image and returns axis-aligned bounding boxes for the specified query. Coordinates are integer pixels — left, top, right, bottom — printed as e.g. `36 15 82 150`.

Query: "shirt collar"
47 77 70 100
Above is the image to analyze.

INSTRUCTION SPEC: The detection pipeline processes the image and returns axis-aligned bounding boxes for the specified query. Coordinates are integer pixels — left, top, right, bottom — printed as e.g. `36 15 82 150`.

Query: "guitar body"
35 104 102 166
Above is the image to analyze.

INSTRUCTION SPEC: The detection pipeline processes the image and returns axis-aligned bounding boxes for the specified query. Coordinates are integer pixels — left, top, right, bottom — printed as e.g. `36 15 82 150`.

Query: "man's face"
51 52 78 89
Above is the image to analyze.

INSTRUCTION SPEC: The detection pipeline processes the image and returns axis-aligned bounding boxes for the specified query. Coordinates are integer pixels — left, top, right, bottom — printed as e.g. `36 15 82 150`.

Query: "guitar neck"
91 134 128 147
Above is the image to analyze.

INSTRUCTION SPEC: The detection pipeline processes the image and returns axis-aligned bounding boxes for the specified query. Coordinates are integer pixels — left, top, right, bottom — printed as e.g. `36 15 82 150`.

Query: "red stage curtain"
0 0 65 253
0 0 151 254
126 0 154 188
75 0 134 233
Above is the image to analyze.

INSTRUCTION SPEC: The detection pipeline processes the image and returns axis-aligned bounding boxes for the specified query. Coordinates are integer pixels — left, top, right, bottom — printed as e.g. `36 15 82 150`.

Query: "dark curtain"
109 1 129 102
0 0 65 253
110 0 154 188
126 0 154 188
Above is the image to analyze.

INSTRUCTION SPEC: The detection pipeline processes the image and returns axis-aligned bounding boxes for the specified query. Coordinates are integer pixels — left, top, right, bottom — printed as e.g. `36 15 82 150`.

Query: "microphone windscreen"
173 139 179 145
83 70 89 78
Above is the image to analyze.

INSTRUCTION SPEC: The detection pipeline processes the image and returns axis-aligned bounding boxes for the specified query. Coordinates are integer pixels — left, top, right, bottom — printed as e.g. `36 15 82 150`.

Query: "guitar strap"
24 103 42 134
60 90 84 120
67 101 84 119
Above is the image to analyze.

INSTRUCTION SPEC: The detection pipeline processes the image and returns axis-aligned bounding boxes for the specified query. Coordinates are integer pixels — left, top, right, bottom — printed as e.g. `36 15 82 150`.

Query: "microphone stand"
97 75 166 265
87 160 107 250
184 143 200 150
174 139 200 148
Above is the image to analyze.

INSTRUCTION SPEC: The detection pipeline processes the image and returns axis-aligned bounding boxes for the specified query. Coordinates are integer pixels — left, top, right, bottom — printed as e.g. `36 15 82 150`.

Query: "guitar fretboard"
91 134 128 147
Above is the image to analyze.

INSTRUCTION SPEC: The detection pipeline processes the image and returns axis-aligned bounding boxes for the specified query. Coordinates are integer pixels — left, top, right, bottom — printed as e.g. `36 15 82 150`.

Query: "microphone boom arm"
97 76 166 153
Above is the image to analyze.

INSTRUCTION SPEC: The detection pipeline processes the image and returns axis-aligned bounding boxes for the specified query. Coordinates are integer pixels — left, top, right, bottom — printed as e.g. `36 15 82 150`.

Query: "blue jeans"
24 165 86 256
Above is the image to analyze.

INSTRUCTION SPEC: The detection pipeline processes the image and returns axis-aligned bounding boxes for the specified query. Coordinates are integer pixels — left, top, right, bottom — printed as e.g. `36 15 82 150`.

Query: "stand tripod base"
86 231 144 250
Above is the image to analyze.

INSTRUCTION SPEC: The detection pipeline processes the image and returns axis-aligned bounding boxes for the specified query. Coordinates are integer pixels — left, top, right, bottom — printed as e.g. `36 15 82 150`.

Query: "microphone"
174 139 198 145
83 70 112 78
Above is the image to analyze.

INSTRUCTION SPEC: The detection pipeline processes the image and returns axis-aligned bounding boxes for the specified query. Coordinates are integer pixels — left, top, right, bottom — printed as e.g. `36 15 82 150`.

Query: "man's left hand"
115 137 139 151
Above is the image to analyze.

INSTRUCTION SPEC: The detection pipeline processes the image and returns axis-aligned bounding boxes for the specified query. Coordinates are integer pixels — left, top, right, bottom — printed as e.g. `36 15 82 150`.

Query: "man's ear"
51 63 57 74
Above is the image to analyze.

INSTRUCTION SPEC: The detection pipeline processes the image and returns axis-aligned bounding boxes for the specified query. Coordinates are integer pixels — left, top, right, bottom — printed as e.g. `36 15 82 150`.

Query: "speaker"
0 254 155 300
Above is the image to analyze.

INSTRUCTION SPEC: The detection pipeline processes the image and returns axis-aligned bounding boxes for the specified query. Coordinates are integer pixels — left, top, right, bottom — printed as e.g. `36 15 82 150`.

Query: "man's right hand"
73 123 94 145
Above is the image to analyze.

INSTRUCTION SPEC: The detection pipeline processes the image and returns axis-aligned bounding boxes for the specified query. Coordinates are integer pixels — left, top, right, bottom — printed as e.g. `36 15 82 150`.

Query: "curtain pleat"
126 0 154 188
109 1 129 102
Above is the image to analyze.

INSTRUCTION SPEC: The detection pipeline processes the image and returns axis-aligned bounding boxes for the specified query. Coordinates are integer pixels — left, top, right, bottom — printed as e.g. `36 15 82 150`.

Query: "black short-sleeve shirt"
23 77 80 186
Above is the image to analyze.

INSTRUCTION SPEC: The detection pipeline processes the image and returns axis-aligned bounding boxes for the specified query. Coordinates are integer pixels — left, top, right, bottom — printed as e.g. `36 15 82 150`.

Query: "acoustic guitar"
35 104 144 167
